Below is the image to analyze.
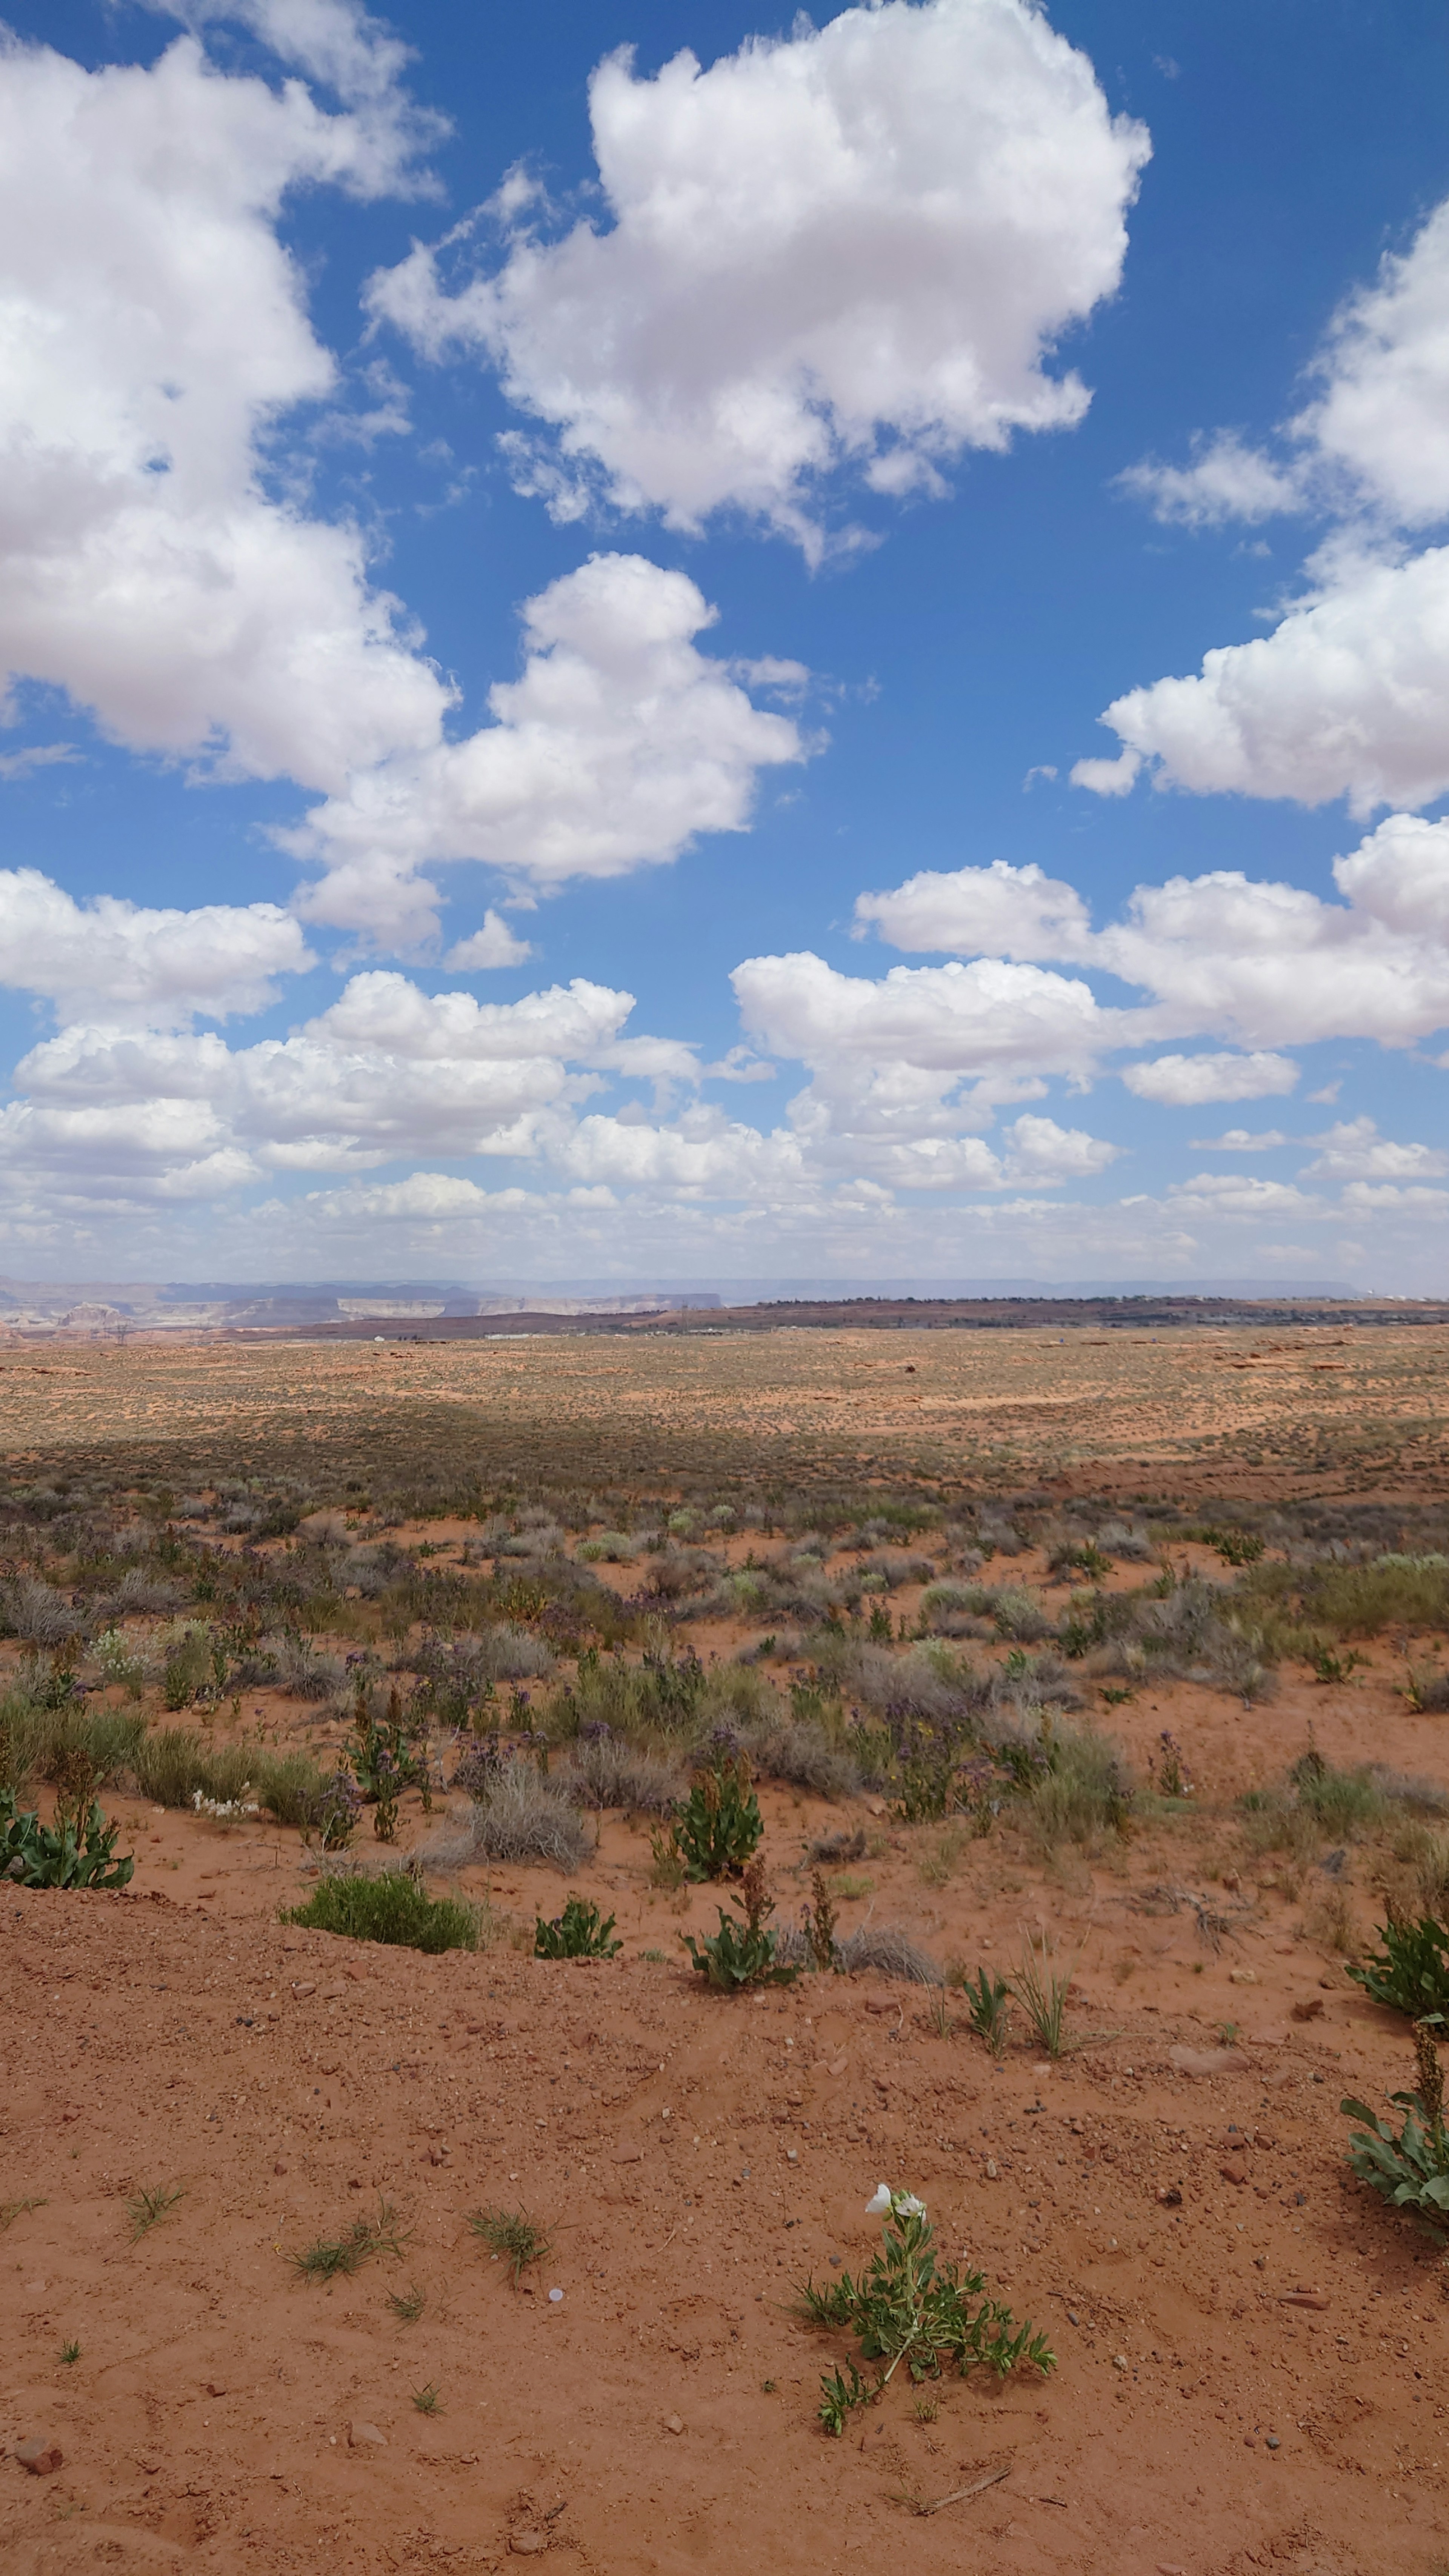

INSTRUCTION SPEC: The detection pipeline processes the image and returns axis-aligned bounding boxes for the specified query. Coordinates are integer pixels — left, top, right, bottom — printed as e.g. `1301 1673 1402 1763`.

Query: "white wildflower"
865 2182 893 2216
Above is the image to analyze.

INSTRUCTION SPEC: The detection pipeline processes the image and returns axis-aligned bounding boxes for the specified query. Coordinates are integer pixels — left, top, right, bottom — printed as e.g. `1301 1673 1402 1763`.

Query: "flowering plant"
799 2185 1054 2433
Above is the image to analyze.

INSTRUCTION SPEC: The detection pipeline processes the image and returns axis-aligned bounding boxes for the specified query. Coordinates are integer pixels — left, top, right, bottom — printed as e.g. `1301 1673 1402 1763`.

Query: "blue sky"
1 0 1447 1287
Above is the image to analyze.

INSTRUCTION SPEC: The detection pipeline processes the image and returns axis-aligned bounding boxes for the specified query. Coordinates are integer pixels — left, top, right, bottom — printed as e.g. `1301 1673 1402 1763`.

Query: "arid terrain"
4 1322 1449 2576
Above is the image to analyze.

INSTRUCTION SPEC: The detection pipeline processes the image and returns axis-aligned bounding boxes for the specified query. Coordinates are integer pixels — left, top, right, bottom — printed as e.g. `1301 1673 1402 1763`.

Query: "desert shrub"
283 1872 480 1952
0 1692 46 1796
800 2187 1053 2429
102 1565 191 1617
129 1726 256 1809
977 1514 1024 1557
919 1581 995 1636
1347 1913 1449 2024
92 1626 149 1696
1292 1750 1387 1838
1306 1557 1449 1637
161 1624 219 1710
834 1924 943 1984
1020 1722 1133 1849
744 1717 861 1800
855 1551 936 1592
274 1636 347 1701
2 1787 134 1890
252 1750 356 1842
1343 2025 1449 2241
425 1760 589 1872
671 1752 763 1879
38 1703 146 1789
576 1532 637 1563
471 1625 557 1683
683 1858 798 1990
563 1730 682 1813
0 1575 86 1649
534 1895 621 1959
1390 1826 1449 1919
1406 1667 1449 1713
1094 1519 1157 1561
991 1586 1054 1644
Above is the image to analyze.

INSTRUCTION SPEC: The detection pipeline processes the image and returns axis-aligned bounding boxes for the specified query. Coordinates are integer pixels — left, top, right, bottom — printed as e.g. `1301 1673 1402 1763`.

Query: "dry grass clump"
0 1574 86 1647
835 1924 944 1984
424 1760 589 1873
563 1732 682 1814
742 1717 861 1801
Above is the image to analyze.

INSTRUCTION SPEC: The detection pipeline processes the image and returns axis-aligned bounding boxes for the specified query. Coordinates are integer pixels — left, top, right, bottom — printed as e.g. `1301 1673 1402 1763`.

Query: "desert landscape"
5 1317 1449 2576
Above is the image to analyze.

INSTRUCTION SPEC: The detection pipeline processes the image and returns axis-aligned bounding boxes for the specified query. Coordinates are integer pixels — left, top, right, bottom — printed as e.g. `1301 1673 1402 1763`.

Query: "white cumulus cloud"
854 837 1449 1050
1090 192 1449 813
288 554 808 944
368 0 1149 554
0 30 451 794
0 869 313 1027
1120 1051 1300 1106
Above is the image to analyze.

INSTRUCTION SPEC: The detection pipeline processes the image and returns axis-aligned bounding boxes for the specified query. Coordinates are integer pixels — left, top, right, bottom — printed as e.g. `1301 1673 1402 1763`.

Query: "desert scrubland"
5 1322 1449 2576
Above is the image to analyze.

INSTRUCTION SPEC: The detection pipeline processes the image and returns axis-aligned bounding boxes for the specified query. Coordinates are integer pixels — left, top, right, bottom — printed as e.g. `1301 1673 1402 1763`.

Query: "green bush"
1347 1912 1449 2024
1 1787 134 1890
282 1872 481 1953
1343 2025 1449 2240
799 2186 1053 2430
534 1894 621 1959
130 1726 255 1809
682 1858 797 1990
671 1751 763 1880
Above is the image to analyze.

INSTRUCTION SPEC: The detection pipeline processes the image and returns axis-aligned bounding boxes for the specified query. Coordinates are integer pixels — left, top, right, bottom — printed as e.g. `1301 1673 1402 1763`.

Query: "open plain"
4 1320 1449 2576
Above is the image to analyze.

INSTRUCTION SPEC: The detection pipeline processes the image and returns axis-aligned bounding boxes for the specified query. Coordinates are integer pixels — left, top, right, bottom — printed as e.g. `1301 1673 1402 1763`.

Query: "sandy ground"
5 1326 1449 2573
0 1321 1445 1497
6 1710 1449 2576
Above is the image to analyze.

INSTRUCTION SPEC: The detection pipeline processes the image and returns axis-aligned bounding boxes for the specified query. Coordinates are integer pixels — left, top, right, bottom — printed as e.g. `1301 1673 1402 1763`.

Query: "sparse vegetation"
283 1871 482 1952
534 1893 622 1959
962 1965 1012 2058
1343 2023 1449 2241
466 2205 551 2283
292 2201 408 2282
683 1855 800 1990
127 2182 183 2241
799 2184 1053 2430
1346 1911 1449 2025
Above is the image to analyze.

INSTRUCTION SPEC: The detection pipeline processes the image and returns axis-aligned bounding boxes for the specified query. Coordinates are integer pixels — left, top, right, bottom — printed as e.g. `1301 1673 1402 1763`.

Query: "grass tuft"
127 2182 184 2242
465 2205 551 2283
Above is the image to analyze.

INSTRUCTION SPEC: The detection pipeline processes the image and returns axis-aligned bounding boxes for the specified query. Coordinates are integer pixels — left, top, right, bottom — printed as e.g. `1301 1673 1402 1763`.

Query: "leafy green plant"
58 2339 80 2365
0 2196 46 2230
0 1787 134 1890
799 2185 1053 2429
387 2282 426 2322
1346 1910 1449 2025
412 2382 442 2415
466 2205 551 2283
683 1855 800 1991
670 1751 763 1879
1342 2023 1449 2240
292 2200 408 2282
962 1965 1012 2059
282 1872 481 1953
534 1894 622 1959
127 2182 183 2241
818 2359 872 2436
